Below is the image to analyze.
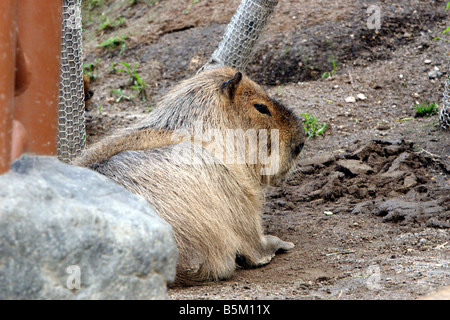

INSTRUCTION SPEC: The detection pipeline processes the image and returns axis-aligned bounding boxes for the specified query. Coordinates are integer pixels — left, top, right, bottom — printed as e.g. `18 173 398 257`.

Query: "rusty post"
0 0 63 175
0 0 17 174
13 0 63 159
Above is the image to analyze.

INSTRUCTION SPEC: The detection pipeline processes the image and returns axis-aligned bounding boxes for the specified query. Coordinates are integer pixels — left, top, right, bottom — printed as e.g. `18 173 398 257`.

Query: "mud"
278 139 449 229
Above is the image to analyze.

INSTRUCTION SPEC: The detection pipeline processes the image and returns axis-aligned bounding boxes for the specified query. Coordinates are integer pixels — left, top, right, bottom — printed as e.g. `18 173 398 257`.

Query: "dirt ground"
81 0 449 299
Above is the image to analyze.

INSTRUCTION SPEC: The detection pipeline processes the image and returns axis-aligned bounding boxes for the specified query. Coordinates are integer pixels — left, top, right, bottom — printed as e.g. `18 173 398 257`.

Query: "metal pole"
440 65 450 130
58 0 86 163
201 0 279 72
0 0 17 174
13 0 63 157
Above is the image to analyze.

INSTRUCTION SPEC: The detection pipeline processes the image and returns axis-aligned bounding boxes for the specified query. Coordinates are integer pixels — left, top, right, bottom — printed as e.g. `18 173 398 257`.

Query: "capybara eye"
254 103 271 116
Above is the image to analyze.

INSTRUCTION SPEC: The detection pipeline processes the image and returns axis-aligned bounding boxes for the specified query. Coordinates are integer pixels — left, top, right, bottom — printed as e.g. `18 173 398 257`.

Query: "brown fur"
83 74 94 110
73 67 305 285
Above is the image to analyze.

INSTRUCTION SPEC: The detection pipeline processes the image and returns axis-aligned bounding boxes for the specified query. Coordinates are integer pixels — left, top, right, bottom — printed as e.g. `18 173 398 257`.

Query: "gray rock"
403 174 417 189
0 155 178 300
336 159 374 175
380 170 407 179
375 198 448 228
428 70 443 79
299 152 336 167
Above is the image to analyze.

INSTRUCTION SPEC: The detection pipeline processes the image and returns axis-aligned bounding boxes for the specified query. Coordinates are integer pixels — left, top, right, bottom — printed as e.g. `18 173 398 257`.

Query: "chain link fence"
440 69 450 130
58 0 86 163
201 0 278 71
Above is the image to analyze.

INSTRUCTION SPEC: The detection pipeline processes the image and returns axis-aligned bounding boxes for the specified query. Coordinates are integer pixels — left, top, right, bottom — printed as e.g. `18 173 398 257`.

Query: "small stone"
428 70 443 79
345 96 356 103
337 159 374 175
299 152 335 167
424 59 432 64
380 170 407 179
403 174 417 189
357 93 367 101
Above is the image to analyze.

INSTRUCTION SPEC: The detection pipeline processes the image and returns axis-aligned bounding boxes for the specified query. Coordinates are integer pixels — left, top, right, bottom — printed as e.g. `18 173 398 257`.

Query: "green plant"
131 71 147 101
183 0 200 14
301 113 327 138
111 88 133 102
433 3 450 41
118 62 138 81
414 101 438 118
82 62 97 81
97 36 128 54
321 56 338 79
118 62 147 101
98 17 126 31
444 3 450 35
88 0 104 10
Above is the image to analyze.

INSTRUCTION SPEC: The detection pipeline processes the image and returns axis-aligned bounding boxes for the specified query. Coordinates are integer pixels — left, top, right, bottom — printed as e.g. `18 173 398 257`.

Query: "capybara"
74 67 305 285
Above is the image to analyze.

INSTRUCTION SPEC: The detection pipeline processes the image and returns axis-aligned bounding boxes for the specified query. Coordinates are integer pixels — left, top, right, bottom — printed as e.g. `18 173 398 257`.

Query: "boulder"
0 155 178 300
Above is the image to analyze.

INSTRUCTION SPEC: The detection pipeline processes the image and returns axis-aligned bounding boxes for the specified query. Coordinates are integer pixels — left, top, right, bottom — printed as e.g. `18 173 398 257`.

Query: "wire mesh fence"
58 0 86 163
202 0 279 71
440 72 450 130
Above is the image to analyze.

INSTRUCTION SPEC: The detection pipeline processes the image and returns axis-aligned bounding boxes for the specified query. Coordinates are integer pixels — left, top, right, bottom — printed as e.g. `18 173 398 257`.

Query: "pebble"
357 93 367 101
424 59 432 64
428 70 443 79
403 174 417 189
345 96 356 103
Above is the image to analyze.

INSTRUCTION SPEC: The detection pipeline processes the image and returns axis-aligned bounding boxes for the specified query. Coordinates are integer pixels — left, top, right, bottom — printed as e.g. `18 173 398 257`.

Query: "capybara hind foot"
240 235 294 268
257 235 294 266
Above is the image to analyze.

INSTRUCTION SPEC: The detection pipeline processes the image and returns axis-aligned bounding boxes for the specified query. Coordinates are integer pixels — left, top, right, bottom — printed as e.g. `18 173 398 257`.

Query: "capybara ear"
220 71 242 101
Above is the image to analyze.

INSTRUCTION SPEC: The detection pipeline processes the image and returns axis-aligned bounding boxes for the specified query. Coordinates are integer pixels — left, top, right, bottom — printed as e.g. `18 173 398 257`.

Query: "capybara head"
216 68 305 184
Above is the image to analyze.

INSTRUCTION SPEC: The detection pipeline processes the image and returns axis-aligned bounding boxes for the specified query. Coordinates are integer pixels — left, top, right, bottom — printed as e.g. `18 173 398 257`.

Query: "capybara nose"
293 142 304 157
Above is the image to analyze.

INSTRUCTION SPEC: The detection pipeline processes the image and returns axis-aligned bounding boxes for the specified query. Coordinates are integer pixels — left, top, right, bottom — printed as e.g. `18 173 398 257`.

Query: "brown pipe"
13 0 63 158
0 0 17 174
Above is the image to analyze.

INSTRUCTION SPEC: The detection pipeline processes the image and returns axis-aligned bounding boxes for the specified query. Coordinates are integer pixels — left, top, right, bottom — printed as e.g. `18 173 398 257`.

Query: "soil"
81 0 449 299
